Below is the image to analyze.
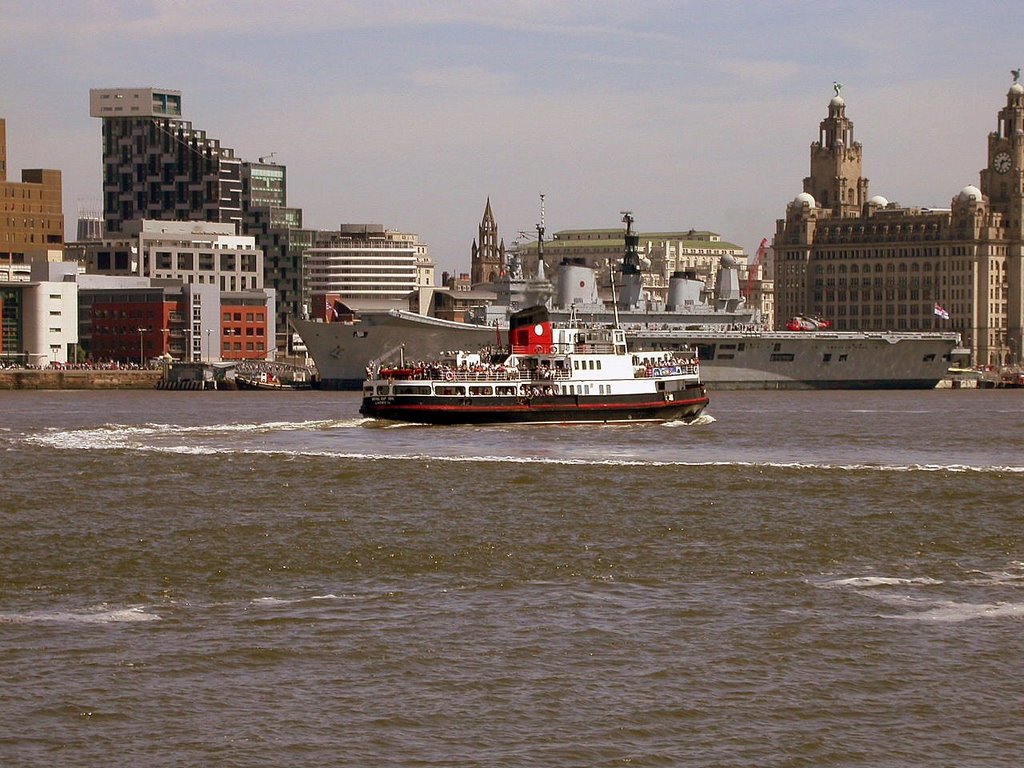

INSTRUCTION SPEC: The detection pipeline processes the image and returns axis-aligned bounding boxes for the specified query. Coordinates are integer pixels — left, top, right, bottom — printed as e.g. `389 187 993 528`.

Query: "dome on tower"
830 95 845 108
868 195 889 207
1011 82 1024 96
793 192 816 209
958 185 984 203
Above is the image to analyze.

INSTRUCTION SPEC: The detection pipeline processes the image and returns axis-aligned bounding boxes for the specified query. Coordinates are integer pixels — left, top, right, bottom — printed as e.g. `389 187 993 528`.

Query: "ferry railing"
633 361 700 378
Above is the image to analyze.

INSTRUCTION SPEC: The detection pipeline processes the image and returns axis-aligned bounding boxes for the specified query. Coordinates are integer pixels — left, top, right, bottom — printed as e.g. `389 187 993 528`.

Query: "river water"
1 389 1022 767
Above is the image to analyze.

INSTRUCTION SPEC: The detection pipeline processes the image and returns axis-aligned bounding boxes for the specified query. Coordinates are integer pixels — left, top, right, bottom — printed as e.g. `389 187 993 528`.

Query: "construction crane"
743 238 768 302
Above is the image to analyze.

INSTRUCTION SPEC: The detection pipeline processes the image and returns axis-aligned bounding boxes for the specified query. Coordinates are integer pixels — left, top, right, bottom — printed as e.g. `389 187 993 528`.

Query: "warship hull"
293 312 963 391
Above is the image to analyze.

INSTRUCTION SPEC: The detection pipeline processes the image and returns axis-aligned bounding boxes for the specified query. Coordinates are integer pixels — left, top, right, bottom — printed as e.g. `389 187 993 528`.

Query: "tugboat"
359 305 709 425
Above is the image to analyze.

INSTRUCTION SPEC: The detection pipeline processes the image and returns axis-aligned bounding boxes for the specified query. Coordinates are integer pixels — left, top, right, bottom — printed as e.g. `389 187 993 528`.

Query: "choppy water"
1 389 1022 767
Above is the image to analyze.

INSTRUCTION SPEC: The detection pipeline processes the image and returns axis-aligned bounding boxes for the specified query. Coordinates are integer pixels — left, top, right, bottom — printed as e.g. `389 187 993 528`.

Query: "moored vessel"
359 306 708 425
296 211 966 391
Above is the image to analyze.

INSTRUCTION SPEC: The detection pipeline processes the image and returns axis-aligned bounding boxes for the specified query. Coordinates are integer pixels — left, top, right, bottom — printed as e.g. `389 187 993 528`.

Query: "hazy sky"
1 0 1020 274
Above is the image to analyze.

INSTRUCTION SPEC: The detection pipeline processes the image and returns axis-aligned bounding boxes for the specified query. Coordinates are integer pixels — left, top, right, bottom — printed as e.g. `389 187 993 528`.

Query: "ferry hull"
295 313 962 391
361 390 709 425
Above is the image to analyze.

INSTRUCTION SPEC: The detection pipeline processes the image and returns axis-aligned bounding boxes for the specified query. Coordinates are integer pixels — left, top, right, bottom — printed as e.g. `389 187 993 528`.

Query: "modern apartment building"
89 88 364 353
77 277 275 363
774 77 1024 366
0 118 64 262
90 88 242 234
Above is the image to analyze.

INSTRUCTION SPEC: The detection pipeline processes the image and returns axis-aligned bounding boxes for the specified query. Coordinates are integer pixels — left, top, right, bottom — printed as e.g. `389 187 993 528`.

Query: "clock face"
994 151 1012 174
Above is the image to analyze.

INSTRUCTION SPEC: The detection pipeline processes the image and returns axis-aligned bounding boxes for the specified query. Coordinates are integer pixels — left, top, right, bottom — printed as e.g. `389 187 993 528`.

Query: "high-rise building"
90 88 242 234
0 118 64 262
774 77 1024 366
90 88 311 352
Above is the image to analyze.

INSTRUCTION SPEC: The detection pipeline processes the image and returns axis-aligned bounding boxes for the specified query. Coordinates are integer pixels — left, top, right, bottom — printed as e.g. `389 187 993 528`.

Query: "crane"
743 238 768 302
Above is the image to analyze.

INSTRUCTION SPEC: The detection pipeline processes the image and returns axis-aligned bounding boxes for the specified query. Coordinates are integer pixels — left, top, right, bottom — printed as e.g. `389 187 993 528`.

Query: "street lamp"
136 327 147 368
206 328 213 363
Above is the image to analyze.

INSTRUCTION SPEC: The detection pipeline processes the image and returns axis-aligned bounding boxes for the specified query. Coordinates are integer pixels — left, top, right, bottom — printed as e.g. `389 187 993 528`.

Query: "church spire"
471 197 506 284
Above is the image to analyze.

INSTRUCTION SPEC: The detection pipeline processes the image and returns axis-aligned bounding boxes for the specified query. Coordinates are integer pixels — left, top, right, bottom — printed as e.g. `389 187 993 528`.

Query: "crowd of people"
0 359 161 371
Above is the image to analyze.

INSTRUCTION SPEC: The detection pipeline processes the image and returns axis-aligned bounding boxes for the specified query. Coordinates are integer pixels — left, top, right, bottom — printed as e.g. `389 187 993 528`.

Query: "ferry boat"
359 306 708 425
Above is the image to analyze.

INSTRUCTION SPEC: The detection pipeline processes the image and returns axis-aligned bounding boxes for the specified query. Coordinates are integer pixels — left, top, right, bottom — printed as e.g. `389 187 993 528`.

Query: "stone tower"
982 73 1024 363
803 83 869 217
471 198 506 284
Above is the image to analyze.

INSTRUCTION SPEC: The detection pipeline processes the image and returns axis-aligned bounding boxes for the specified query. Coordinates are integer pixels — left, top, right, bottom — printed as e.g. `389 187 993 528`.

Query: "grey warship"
294 214 963 390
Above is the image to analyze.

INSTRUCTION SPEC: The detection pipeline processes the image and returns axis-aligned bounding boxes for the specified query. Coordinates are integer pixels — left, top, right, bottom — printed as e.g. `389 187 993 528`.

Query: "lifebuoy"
534 345 543 354
444 371 454 381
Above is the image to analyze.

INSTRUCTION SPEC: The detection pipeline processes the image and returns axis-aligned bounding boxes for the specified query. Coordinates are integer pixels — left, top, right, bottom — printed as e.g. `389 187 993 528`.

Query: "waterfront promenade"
0 368 161 390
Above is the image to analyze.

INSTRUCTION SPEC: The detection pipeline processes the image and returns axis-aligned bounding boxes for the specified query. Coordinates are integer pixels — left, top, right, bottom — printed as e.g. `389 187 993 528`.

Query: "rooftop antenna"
536 193 546 280
258 152 277 164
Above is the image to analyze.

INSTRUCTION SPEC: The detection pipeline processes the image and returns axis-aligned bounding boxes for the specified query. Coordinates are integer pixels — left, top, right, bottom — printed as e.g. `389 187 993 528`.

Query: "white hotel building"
305 224 433 303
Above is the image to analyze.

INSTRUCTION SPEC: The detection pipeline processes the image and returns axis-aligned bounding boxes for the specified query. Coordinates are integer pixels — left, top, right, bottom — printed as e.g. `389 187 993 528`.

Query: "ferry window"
596 361 601 370
574 360 579 370
395 385 431 395
434 385 465 396
469 386 493 396
496 386 516 396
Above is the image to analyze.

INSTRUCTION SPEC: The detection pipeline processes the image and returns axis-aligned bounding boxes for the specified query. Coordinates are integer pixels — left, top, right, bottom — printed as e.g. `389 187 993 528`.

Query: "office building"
774 77 1024 366
81 219 263 291
0 118 64 263
306 224 433 303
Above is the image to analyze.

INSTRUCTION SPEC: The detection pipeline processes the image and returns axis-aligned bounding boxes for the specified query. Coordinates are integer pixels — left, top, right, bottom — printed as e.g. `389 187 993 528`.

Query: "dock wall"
0 370 162 390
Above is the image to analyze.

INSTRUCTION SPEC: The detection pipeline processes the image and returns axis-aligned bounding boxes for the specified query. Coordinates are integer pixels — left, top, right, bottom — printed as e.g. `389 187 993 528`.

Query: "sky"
1 0 1020 275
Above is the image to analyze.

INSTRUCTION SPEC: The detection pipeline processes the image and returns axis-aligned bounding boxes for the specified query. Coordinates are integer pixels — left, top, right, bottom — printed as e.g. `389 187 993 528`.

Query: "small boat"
359 305 709 425
235 368 312 390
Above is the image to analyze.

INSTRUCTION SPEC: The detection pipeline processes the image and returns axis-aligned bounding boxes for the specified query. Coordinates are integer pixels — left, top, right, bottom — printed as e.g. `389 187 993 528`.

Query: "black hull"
360 391 709 425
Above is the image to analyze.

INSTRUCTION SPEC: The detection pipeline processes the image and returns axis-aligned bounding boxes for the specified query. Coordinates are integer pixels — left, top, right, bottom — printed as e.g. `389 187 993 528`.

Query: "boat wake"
25 418 368 451
0 604 161 625
815 565 1024 622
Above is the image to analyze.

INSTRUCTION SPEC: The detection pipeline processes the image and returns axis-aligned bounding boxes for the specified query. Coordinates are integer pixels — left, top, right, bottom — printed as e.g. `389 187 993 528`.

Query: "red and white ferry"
359 306 708 425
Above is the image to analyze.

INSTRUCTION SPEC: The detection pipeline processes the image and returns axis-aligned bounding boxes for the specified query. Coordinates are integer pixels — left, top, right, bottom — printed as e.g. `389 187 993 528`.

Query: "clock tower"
981 72 1024 363
980 71 1024 220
